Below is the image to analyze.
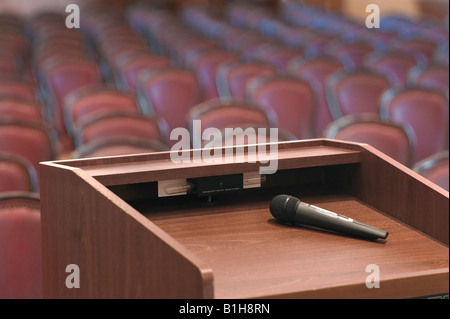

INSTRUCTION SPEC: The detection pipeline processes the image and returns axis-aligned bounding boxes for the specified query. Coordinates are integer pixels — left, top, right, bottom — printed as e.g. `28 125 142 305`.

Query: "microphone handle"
295 202 388 240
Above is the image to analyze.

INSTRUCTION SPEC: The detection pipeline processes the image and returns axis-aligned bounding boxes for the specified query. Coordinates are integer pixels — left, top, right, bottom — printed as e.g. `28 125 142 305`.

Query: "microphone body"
270 195 388 240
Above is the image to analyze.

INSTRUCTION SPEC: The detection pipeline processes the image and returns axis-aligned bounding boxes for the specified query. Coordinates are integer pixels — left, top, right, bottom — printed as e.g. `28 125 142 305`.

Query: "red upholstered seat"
0 97 43 123
365 51 418 89
247 75 316 139
0 153 38 193
74 112 165 148
408 63 449 95
326 70 391 120
0 120 55 178
187 50 239 101
0 192 42 299
73 138 168 159
114 52 171 92
188 98 274 148
381 88 449 163
0 79 36 101
64 85 139 136
137 68 202 136
216 61 276 101
40 57 102 134
325 40 375 71
323 115 416 167
288 56 343 135
413 151 449 191
391 37 439 65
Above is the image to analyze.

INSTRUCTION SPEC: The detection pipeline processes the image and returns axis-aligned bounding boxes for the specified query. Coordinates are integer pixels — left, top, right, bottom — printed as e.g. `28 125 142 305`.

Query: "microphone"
270 195 388 240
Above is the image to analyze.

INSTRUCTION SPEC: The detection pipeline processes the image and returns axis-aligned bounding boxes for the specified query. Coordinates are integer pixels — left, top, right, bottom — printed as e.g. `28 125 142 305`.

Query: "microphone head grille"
269 194 298 224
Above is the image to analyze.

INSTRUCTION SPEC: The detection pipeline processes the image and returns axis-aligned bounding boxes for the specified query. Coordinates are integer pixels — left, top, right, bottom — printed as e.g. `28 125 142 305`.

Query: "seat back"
137 68 202 135
288 56 343 135
188 50 239 101
324 115 416 167
0 192 42 299
64 85 139 136
392 37 439 64
381 88 449 163
408 64 449 95
247 75 316 139
252 44 302 71
0 153 38 193
40 57 102 133
326 40 375 71
114 52 172 92
74 112 164 147
413 151 449 191
188 98 273 147
365 51 418 88
0 79 36 101
0 97 43 123
73 138 168 158
326 70 391 120
0 120 55 177
216 61 276 100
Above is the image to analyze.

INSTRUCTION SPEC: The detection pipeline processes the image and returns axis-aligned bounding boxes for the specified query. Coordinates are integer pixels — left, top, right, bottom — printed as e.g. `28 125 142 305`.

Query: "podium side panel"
351 146 449 245
40 163 214 298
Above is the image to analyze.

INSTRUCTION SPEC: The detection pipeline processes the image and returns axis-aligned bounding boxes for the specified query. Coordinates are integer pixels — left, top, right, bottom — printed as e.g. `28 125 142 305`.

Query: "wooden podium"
40 139 449 299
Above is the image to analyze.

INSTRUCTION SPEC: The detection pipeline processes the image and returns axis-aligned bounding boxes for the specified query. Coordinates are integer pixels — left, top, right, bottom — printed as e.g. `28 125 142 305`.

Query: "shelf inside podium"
138 191 448 299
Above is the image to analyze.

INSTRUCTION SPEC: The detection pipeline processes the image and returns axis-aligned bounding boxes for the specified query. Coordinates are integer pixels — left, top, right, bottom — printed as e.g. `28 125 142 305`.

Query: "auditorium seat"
249 44 301 71
39 56 102 138
153 24 196 57
407 63 449 95
0 97 44 123
101 43 150 81
33 42 87 72
303 33 340 59
206 123 295 148
25 11 67 42
188 98 274 147
171 38 219 67
325 40 375 71
73 112 165 148
381 88 449 163
247 75 316 139
219 28 267 53
391 37 439 65
137 68 202 136
413 151 449 191
275 25 318 49
287 56 344 135
364 51 418 89
63 84 140 137
0 79 36 101
323 114 416 167
216 61 276 101
326 70 391 120
114 52 172 93
187 50 240 101
0 153 38 193
0 119 55 177
434 43 449 66
72 137 169 159
0 192 42 299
